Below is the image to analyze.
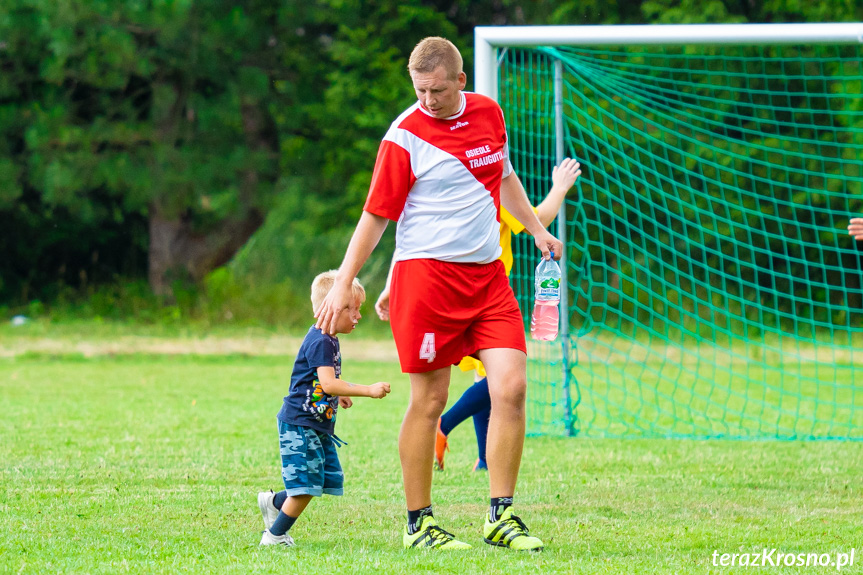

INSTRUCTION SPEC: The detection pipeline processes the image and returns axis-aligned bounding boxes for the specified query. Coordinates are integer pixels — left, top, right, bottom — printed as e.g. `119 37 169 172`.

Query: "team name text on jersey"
465 145 491 158
469 150 506 169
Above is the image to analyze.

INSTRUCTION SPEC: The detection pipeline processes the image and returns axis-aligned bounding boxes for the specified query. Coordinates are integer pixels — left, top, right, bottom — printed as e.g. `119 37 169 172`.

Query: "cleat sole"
483 537 543 552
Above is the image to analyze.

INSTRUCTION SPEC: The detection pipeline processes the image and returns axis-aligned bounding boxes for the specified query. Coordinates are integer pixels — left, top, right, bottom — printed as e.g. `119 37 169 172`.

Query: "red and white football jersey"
363 92 514 264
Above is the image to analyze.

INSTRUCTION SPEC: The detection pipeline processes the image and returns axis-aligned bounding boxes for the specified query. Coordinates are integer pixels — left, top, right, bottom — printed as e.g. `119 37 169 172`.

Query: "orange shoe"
434 418 449 470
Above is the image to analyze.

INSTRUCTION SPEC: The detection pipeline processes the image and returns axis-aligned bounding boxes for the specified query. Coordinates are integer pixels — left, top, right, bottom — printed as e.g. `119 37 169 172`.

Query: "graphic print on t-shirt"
278 327 342 435
305 380 335 422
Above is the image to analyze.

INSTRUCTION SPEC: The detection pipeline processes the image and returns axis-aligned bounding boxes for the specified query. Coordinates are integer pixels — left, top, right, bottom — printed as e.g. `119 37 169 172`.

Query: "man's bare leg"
399 366 451 510
477 348 527 498
399 365 472 549
474 347 543 550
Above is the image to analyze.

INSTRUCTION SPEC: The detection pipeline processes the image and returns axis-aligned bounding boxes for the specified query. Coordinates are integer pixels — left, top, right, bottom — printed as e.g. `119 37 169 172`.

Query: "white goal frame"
474 23 863 436
475 23 863 99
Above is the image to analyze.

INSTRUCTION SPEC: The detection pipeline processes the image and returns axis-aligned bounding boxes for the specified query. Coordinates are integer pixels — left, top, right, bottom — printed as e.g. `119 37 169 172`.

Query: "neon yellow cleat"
483 507 544 552
403 515 472 549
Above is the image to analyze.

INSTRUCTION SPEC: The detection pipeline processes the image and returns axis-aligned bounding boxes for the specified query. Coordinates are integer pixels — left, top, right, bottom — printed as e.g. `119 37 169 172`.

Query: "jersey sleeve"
501 141 513 179
306 335 337 369
363 138 417 221
496 103 514 179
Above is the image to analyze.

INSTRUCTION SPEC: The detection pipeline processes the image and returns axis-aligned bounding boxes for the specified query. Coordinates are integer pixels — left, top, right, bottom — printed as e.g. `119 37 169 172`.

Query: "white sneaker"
260 529 295 547
257 491 280 529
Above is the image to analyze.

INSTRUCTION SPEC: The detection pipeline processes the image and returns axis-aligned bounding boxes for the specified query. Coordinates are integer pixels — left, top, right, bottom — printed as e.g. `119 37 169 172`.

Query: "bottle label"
536 276 560 300
537 288 559 299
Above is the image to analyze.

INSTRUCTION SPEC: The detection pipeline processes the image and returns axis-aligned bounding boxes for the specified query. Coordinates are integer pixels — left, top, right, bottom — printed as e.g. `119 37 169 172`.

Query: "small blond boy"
258 271 390 546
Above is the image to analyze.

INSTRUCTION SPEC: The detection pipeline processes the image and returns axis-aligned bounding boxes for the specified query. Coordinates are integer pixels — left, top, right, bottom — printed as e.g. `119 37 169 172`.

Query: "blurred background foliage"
0 0 860 327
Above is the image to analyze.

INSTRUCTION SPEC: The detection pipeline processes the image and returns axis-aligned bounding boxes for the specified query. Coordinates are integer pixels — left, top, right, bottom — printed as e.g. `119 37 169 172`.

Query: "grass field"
2 325 862 574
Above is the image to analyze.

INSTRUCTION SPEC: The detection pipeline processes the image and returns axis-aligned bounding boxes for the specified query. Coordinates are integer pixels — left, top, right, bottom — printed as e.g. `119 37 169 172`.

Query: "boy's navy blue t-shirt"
277 326 341 435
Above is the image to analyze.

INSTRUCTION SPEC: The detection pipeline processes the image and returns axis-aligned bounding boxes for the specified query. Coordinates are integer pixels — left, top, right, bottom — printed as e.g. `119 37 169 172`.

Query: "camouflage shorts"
277 421 344 497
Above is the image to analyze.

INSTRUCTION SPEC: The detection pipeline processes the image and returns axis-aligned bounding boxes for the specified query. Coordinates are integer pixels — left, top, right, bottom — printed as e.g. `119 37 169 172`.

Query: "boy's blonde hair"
408 37 463 80
311 271 366 315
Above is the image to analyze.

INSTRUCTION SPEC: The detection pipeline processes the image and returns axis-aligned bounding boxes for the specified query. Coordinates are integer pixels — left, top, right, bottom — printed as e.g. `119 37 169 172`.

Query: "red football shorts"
389 258 526 374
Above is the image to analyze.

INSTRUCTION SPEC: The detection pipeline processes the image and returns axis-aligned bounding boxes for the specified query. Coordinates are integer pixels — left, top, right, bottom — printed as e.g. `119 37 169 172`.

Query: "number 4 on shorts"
420 332 436 363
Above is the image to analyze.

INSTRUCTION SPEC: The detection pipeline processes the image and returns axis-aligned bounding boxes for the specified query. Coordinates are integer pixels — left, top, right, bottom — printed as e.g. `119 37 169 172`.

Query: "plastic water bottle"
530 252 561 341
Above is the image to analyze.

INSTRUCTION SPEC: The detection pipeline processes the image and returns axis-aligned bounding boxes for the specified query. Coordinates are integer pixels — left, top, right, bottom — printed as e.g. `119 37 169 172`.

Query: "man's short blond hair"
408 37 463 80
311 271 366 315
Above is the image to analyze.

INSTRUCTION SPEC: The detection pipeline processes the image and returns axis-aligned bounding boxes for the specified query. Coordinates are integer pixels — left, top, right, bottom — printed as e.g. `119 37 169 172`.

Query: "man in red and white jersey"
315 37 562 551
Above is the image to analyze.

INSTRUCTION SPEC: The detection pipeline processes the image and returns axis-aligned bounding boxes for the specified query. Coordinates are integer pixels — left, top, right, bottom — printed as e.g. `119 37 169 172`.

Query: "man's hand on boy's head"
368 382 391 399
339 397 353 409
315 280 353 335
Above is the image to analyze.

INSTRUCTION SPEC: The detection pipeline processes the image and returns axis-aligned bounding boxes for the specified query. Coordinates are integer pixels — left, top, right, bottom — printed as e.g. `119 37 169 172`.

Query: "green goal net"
499 40 863 439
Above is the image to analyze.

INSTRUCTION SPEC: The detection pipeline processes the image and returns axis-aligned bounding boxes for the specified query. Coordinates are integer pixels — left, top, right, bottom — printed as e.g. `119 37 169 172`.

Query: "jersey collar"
417 92 466 121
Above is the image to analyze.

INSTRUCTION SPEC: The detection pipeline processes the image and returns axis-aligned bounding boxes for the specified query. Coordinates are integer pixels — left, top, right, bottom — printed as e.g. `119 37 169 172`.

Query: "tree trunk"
147 203 263 297
147 96 276 297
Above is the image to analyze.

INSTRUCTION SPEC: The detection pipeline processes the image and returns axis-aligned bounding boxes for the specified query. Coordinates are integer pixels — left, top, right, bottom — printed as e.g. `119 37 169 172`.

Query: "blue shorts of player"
278 421 344 497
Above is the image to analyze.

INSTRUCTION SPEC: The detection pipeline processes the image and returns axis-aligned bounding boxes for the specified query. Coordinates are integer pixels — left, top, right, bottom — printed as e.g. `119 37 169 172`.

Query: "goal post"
475 24 863 98
475 24 863 439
